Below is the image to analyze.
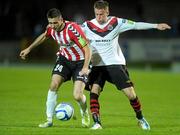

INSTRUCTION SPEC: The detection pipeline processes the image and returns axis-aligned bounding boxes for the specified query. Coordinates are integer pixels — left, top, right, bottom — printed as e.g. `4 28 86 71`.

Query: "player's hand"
79 68 90 76
19 48 30 60
157 23 171 30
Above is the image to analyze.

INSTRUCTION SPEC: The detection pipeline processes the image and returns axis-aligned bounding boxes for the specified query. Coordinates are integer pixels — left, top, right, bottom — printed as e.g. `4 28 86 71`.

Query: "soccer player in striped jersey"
20 8 91 128
81 0 171 130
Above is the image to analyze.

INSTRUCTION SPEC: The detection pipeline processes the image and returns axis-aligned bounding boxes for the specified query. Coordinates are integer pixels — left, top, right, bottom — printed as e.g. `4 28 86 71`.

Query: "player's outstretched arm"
157 23 171 30
20 32 47 60
133 22 171 31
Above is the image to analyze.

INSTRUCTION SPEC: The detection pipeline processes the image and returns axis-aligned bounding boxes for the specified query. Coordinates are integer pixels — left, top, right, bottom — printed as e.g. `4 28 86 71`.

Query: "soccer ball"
55 102 74 121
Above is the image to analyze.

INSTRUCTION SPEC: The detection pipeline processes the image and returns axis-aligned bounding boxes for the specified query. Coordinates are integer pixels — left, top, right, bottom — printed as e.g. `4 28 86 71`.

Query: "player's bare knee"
128 93 136 100
91 89 100 95
50 80 59 90
122 87 136 100
91 84 101 95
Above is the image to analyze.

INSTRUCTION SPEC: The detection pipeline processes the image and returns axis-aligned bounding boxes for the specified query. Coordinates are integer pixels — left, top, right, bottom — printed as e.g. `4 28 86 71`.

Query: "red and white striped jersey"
46 21 88 61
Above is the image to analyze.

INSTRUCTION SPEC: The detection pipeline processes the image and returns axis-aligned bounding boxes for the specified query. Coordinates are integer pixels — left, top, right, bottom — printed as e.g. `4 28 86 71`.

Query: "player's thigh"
50 74 65 90
106 65 133 90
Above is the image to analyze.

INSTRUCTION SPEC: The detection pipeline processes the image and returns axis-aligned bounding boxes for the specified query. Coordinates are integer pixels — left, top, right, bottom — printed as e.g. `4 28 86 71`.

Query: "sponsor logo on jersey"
60 42 73 47
107 25 113 30
122 19 126 23
95 39 111 42
92 28 97 31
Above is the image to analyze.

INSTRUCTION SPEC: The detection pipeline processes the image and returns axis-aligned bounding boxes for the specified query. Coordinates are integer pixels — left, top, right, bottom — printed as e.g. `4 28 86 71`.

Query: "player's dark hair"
94 0 109 9
47 8 62 18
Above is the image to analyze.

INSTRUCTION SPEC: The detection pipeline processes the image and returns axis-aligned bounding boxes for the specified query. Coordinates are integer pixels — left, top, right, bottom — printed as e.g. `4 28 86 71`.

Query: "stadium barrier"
0 39 180 71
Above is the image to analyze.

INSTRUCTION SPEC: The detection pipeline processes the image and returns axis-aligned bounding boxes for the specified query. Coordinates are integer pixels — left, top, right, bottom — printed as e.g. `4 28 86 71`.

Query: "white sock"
78 94 87 112
46 90 57 122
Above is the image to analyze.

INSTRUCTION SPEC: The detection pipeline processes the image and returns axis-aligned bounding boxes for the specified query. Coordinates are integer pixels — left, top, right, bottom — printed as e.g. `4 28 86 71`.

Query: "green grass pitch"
0 66 180 135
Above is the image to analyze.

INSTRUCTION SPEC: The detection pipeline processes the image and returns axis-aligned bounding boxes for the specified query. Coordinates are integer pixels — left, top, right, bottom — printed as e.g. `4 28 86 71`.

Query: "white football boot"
90 122 102 130
80 108 90 127
38 121 53 128
138 117 150 130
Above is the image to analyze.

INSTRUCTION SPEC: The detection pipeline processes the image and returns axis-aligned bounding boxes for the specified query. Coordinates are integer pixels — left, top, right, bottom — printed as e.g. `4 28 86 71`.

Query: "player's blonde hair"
94 0 109 10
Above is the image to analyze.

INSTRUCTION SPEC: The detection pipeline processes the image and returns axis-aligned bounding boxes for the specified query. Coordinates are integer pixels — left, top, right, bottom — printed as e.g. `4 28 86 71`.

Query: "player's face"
94 8 109 24
48 16 64 31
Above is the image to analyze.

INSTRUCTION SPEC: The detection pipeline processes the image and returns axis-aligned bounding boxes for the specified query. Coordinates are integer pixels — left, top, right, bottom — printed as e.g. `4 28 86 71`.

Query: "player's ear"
58 16 63 21
107 11 109 16
106 8 109 16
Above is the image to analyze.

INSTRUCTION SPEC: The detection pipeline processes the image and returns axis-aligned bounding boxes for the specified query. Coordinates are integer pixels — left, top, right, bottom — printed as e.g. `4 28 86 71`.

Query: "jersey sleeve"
68 23 88 48
46 26 52 37
117 18 136 33
133 22 157 30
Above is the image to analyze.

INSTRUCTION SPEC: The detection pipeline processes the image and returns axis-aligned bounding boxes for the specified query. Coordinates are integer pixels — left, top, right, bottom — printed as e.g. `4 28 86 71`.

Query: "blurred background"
0 0 180 71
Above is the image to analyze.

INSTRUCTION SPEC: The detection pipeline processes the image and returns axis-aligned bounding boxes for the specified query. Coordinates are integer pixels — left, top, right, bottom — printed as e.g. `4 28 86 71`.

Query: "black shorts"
86 65 133 91
52 55 88 83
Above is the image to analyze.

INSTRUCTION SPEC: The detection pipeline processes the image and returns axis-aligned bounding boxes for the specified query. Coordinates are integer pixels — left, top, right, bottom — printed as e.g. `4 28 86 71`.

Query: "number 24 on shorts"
54 64 63 72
